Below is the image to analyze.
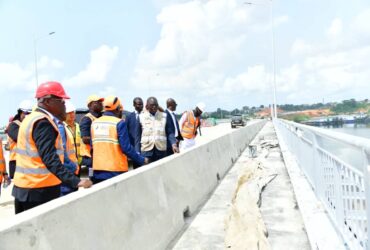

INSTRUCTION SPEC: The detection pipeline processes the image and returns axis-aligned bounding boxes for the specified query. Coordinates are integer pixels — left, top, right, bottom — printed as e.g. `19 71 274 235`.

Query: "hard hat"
18 99 33 112
196 102 206 112
104 96 122 111
86 94 104 106
65 100 76 113
35 81 70 99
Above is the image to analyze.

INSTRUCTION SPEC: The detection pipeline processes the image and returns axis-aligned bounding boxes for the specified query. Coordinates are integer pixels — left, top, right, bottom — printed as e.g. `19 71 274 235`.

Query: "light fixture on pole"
34 32 56 87
243 1 277 119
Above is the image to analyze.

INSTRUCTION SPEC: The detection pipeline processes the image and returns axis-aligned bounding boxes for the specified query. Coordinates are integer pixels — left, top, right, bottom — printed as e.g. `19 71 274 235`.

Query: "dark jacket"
12 109 81 202
125 111 140 149
165 109 183 155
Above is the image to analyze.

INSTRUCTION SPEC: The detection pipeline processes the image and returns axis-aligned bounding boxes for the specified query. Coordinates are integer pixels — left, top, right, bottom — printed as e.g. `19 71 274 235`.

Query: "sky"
0 0 370 124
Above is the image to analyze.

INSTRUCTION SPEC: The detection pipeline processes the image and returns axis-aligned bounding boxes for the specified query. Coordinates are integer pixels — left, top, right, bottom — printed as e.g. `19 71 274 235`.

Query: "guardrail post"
362 148 370 250
312 134 322 199
333 156 345 239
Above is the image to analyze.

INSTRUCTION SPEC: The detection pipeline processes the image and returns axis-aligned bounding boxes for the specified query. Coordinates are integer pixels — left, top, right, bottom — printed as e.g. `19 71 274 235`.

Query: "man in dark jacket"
12 81 92 214
165 98 183 156
126 97 144 169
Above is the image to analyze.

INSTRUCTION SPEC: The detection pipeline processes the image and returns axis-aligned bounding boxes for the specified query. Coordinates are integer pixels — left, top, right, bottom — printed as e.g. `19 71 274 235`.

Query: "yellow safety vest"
91 116 128 172
65 123 80 175
65 122 82 166
79 113 96 157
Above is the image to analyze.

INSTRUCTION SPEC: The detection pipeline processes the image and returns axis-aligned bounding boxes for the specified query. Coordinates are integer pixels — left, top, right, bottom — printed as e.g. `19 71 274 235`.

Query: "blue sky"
1 0 370 124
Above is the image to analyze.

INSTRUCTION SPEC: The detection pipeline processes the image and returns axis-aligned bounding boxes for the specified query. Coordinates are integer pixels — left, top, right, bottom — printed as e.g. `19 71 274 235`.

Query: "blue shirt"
56 120 77 174
93 111 145 180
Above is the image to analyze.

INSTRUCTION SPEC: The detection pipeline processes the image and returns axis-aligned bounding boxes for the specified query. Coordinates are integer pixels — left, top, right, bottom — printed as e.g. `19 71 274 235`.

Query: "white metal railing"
274 119 370 250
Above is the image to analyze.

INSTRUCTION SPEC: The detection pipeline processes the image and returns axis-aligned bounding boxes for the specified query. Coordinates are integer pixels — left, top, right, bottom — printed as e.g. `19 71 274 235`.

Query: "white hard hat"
18 100 33 112
65 100 76 113
196 102 206 112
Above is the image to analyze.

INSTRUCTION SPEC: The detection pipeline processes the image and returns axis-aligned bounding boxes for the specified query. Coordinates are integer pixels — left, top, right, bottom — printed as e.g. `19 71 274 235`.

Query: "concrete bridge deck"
0 120 344 249
170 121 310 249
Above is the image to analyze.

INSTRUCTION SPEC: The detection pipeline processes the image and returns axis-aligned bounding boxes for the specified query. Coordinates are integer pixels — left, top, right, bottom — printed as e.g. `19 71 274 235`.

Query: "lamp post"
244 1 277 119
34 32 55 87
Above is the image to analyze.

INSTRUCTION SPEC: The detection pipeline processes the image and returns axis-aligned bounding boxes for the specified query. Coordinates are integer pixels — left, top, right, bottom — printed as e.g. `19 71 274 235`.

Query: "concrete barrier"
0 120 266 250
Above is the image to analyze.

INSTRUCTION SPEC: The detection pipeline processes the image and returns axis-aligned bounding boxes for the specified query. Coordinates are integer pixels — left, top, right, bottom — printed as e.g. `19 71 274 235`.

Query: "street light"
34 32 56 87
244 1 277 119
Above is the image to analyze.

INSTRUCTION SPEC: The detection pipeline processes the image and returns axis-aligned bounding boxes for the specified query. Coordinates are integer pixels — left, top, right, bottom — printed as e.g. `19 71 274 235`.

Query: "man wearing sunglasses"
12 81 93 214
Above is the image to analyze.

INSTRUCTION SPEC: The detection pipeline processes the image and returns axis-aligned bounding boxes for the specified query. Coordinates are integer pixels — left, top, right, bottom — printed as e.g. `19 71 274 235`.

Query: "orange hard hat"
104 95 122 111
35 81 70 99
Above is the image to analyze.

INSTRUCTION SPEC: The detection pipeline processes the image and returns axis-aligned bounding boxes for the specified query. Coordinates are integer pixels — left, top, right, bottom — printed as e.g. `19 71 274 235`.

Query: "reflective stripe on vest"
181 111 200 139
65 123 79 175
8 120 21 161
14 111 64 189
79 113 96 157
91 116 128 172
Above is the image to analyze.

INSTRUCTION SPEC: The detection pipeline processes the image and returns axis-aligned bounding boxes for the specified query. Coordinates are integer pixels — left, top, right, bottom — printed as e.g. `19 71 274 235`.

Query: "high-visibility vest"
79 113 96 157
180 111 200 139
91 116 128 172
65 123 80 175
66 122 82 165
139 111 167 152
0 138 5 183
14 111 64 189
8 120 21 161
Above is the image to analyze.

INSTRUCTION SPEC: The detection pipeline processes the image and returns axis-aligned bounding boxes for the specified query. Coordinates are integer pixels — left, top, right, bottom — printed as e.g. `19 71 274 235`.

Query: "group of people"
0 81 205 214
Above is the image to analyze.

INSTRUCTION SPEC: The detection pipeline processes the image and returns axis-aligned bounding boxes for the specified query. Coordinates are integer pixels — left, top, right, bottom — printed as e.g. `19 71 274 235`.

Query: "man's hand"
78 179 93 188
172 144 179 153
144 157 150 165
82 136 90 145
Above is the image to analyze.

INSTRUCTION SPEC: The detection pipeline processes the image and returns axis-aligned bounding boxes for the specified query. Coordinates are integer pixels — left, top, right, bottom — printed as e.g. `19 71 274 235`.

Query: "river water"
323 123 370 139
317 124 370 170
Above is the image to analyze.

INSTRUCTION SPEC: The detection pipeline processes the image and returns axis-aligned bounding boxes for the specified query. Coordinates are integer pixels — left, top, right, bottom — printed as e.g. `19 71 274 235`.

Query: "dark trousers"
14 199 46 214
9 160 16 179
142 147 166 163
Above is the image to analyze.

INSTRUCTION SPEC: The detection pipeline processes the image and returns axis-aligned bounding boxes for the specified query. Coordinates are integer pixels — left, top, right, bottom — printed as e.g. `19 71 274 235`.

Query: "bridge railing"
274 119 370 250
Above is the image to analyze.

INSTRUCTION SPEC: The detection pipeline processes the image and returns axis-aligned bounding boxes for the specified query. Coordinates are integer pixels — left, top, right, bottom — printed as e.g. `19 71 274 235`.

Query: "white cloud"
223 65 271 93
274 15 289 27
131 0 265 106
38 56 64 69
327 18 342 37
290 39 313 57
351 8 370 36
64 45 119 87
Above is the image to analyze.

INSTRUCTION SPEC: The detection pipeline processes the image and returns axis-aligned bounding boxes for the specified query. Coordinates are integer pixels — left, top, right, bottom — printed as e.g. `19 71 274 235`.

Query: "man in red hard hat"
12 81 93 214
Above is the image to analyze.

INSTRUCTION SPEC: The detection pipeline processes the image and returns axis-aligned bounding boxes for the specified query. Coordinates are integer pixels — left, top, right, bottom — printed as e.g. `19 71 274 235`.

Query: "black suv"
231 115 245 128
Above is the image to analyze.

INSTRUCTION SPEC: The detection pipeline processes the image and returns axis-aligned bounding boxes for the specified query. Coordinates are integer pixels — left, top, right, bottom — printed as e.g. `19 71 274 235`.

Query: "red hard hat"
35 81 70 99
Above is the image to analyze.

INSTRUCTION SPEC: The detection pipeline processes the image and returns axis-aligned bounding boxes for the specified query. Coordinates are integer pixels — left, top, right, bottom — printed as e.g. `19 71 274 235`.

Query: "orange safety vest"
79 113 96 157
65 123 80 175
180 111 200 139
14 111 64 189
0 138 5 183
91 116 128 172
8 120 21 161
